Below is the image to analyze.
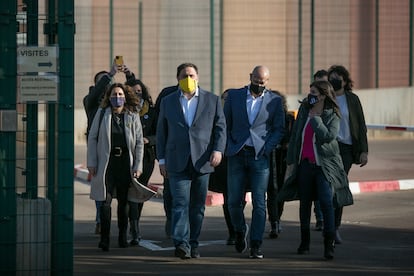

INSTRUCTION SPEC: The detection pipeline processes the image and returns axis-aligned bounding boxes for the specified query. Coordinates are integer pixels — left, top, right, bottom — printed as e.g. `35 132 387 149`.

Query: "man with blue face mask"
156 63 226 259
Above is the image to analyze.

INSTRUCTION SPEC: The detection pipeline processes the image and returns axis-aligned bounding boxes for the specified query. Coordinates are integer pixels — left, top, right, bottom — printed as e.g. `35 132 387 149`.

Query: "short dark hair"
94 71 109 84
313 69 328 81
327 65 354 91
176 63 198 78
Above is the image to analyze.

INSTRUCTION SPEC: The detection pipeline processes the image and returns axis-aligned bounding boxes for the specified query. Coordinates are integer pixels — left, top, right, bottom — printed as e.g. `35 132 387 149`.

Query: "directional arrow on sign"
38 62 53 67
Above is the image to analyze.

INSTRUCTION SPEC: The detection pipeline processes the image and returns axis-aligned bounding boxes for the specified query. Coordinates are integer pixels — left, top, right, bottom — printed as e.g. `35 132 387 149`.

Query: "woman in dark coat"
278 80 353 260
125 78 157 245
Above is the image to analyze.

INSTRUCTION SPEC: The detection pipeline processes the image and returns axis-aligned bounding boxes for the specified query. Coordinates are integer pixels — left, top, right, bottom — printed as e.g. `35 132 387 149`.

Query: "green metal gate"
0 0 75 274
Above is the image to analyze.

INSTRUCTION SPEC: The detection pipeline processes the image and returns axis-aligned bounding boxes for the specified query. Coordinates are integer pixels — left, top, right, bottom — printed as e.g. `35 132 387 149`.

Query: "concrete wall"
286 87 414 140
68 87 414 144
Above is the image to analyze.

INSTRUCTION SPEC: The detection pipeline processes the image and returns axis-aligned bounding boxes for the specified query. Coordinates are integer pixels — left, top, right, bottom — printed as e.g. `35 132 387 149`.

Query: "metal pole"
219 0 223 94
138 1 143 79
46 0 58 273
0 0 17 272
110 0 114 65
210 0 215 93
25 0 39 199
310 0 315 82
298 0 302 94
375 0 379 88
410 0 413 86
54 0 75 273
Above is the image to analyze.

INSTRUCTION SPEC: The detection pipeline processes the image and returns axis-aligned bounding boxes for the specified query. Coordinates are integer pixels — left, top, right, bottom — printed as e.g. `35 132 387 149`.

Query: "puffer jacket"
278 103 353 208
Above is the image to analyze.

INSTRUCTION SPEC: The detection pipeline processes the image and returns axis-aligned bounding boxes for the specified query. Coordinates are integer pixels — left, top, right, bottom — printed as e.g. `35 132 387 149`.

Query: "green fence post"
0 1 17 273
51 0 75 274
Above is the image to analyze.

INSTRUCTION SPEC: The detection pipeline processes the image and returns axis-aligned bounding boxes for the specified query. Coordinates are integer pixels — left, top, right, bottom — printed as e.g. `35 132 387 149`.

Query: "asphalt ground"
74 138 414 275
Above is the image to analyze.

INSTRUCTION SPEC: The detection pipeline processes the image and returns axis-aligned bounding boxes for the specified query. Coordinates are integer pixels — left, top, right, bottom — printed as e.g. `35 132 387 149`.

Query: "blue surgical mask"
307 94 319 107
110 96 125 107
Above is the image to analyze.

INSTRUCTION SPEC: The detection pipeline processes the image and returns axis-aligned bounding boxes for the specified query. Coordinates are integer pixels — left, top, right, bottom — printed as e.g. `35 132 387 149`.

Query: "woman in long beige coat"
87 83 144 251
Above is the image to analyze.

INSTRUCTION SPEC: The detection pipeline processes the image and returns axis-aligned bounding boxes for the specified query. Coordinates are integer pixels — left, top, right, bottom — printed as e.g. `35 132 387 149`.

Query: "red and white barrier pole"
366 124 414 132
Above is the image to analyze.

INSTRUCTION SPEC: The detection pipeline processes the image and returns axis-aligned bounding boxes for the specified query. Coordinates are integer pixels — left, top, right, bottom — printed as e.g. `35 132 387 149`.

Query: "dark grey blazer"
156 88 226 174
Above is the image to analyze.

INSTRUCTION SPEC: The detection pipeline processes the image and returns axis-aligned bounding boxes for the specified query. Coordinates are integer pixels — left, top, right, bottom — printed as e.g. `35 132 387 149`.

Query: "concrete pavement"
73 138 414 275
75 138 414 205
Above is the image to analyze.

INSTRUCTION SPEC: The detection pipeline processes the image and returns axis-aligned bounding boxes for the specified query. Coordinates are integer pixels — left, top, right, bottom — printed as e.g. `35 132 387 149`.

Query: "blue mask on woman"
110 96 125 107
307 94 319 107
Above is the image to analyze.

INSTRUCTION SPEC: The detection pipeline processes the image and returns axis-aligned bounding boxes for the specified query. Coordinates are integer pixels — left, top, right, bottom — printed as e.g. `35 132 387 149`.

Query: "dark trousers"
105 152 131 232
297 160 335 235
336 142 354 229
267 148 286 224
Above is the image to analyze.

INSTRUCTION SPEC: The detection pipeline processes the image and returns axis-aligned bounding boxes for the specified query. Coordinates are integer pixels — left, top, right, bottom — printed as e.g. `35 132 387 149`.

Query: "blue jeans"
313 200 323 221
168 161 209 251
297 160 335 235
227 149 269 247
95 200 104 223
162 178 172 236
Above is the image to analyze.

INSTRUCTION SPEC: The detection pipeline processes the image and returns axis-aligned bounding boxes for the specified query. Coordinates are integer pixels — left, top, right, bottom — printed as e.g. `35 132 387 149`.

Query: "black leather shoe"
174 245 191 259
249 247 264 259
314 220 323 231
324 238 335 260
99 237 109 252
118 236 128 248
269 229 278 239
235 224 249 253
226 236 236 245
129 239 139 246
191 247 200 258
297 243 310 255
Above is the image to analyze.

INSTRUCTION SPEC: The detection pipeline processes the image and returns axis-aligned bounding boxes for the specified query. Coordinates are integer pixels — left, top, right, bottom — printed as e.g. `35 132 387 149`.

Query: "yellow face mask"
179 76 197 93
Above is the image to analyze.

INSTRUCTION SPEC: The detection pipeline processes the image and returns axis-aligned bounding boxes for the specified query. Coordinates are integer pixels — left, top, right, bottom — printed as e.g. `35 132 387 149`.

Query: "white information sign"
18 75 58 102
17 46 58 73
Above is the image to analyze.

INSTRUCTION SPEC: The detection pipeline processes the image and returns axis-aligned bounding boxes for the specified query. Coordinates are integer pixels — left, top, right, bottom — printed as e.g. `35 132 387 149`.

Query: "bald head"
252 65 270 78
250 65 270 87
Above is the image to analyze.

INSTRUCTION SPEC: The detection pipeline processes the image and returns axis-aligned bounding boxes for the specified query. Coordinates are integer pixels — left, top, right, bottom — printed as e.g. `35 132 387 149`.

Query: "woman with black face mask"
327 65 369 245
278 80 353 260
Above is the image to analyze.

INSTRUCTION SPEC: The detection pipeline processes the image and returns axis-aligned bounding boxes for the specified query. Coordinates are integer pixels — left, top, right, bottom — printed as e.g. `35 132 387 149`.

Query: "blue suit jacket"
156 88 227 174
224 86 285 159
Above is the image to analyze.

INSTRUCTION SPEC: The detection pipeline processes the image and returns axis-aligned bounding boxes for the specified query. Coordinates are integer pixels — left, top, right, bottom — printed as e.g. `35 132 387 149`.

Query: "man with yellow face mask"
156 63 227 259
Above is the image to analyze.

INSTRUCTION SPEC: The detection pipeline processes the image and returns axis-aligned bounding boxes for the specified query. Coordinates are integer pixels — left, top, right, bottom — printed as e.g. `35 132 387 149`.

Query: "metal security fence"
74 0 414 99
0 0 75 274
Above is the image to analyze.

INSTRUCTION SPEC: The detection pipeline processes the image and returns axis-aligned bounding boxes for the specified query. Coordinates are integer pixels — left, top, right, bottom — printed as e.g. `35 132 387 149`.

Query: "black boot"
129 219 140 246
98 205 111 251
324 232 335 260
118 217 128 248
297 228 310 254
118 228 128 248
269 221 278 239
